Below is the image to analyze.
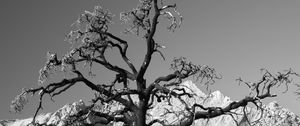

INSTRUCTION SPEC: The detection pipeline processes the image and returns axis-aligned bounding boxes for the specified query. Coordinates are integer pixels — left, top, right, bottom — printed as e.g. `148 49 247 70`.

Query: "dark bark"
135 101 147 126
10 1 299 126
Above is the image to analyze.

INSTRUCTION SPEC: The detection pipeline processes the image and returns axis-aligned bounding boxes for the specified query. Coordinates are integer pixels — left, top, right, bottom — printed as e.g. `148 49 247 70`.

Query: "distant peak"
2 83 300 126
211 90 222 96
180 80 206 97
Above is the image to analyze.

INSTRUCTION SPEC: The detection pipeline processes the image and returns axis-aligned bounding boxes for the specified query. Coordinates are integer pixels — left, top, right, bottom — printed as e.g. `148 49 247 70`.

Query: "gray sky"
1 0 300 119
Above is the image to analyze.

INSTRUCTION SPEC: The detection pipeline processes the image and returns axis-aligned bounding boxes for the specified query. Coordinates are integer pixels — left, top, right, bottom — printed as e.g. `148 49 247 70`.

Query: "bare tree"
10 0 299 126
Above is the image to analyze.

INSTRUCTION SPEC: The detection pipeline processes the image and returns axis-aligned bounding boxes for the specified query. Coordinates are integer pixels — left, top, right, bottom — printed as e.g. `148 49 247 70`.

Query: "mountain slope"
1 80 299 126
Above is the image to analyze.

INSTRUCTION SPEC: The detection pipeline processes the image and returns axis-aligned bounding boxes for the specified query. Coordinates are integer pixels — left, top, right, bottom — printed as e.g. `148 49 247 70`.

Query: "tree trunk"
134 101 147 126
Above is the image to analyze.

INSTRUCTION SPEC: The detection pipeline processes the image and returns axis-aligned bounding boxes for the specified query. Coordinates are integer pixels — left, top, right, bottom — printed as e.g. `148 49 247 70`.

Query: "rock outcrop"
0 100 86 126
1 80 300 126
146 81 300 126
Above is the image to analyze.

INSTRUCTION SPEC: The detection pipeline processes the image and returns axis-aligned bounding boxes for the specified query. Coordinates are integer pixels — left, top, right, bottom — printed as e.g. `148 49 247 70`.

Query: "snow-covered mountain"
0 100 87 126
145 80 300 126
1 80 300 126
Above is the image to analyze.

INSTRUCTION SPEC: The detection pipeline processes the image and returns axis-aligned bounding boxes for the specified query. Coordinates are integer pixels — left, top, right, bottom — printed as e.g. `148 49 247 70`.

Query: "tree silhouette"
10 0 299 126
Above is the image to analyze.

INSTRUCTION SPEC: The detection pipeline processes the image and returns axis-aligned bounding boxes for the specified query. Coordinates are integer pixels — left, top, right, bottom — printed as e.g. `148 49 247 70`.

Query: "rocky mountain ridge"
1 80 300 126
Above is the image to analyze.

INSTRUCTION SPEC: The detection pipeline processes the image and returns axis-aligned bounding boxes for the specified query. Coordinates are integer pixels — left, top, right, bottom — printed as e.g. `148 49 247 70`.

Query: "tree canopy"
10 0 300 126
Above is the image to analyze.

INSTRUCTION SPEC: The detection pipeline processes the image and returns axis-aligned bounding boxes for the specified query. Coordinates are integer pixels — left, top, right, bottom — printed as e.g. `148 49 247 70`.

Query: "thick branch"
193 93 275 120
105 32 138 74
137 0 160 84
91 58 136 80
81 77 137 110
154 71 180 83
25 70 138 125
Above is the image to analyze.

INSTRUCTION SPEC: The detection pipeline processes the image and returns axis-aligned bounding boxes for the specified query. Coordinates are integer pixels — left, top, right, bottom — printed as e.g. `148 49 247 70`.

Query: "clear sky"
1 0 300 120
